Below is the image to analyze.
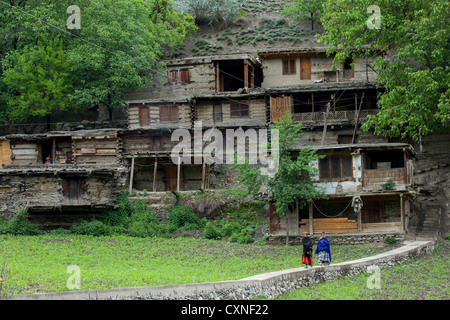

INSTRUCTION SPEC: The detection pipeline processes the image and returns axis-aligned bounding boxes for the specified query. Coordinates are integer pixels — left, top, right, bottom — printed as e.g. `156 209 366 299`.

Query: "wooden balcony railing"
292 109 379 123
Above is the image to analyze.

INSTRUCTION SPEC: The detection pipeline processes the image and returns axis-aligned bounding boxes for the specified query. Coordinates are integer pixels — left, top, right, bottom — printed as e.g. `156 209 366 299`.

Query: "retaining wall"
5 240 434 300
268 232 405 246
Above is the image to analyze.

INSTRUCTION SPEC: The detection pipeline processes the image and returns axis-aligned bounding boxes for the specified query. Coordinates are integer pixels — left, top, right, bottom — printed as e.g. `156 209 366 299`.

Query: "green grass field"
0 235 394 296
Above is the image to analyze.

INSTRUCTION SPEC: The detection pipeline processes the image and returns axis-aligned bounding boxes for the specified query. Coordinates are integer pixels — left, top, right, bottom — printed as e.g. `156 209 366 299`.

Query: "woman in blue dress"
315 232 332 266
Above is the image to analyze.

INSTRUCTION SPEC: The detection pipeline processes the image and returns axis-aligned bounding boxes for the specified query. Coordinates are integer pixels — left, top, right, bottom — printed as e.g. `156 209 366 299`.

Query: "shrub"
169 205 203 229
203 222 221 240
382 179 396 190
384 236 398 245
2 208 41 236
101 192 133 228
444 233 450 240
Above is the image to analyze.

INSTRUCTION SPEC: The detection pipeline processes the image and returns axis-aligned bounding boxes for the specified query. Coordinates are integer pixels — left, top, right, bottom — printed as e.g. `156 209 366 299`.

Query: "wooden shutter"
160 105 178 122
168 70 178 83
270 95 293 122
180 69 190 83
139 106 150 126
300 57 311 80
0 140 12 167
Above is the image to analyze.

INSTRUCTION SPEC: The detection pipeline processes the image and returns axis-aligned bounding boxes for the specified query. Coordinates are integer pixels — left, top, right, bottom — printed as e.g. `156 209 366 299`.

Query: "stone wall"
268 232 404 246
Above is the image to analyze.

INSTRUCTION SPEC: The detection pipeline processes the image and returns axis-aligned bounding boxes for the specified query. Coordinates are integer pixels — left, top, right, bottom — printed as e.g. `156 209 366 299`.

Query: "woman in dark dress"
301 232 313 268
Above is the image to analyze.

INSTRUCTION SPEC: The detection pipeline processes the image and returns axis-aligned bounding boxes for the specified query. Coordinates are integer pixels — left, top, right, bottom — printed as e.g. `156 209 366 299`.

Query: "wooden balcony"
292 109 379 124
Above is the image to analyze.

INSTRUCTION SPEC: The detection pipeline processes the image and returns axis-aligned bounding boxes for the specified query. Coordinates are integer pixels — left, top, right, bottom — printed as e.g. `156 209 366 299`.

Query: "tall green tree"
283 0 324 30
0 0 197 123
315 0 449 141
2 36 73 124
233 112 326 245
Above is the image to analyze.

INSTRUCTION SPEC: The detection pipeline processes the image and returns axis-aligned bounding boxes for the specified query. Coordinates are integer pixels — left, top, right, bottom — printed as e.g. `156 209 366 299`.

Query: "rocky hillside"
172 0 326 58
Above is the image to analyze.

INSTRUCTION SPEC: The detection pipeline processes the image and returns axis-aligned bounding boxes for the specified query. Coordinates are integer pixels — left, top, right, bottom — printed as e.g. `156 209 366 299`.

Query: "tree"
316 0 449 141
0 0 197 123
233 112 326 245
283 0 325 30
2 36 73 126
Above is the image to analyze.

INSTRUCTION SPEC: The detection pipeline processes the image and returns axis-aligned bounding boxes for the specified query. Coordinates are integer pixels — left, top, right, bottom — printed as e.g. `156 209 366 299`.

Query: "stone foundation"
268 232 405 246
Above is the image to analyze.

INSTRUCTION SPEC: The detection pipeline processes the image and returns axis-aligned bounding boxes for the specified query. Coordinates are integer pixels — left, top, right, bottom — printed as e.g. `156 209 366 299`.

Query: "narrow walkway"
4 240 435 300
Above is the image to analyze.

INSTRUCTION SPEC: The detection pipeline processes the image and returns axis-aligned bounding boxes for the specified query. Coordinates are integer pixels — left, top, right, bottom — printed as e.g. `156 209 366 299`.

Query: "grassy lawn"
273 238 450 300
0 235 395 296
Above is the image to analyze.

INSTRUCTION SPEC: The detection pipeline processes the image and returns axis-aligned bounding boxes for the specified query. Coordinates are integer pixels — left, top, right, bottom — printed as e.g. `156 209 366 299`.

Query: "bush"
2 208 41 236
203 222 221 240
384 236 398 245
444 233 450 240
169 205 203 229
101 192 133 228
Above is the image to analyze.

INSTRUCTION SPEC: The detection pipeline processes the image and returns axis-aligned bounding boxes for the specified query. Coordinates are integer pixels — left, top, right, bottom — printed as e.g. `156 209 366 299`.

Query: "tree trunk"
311 13 314 30
108 108 113 123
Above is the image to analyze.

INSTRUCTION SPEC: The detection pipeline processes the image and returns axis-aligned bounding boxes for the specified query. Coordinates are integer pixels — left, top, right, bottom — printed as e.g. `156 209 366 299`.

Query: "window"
282 59 296 75
343 58 354 78
319 155 353 180
168 69 190 84
150 135 164 151
160 105 178 122
231 103 249 117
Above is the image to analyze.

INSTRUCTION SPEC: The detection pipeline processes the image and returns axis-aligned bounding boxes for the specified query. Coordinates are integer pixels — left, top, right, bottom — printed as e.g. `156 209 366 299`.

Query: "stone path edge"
3 240 435 300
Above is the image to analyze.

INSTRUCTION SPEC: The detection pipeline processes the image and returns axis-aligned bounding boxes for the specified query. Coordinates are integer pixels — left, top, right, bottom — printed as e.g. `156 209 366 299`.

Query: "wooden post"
321 102 331 145
309 199 313 235
177 156 181 192
201 158 206 190
153 156 158 192
358 207 362 233
244 63 249 89
311 93 315 119
400 193 405 232
352 92 365 144
129 157 135 194
333 94 336 118
216 62 220 93
52 138 56 164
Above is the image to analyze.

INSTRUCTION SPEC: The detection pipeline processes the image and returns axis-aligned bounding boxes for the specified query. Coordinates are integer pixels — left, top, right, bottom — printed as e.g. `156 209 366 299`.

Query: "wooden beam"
201 158 206 190
321 102 331 145
400 193 405 232
129 157 135 194
177 156 181 192
153 156 158 192
244 63 249 89
309 199 313 235
352 92 365 144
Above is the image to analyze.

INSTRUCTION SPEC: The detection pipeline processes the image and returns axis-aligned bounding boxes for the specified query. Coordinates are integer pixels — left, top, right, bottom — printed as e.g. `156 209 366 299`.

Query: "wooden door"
363 200 384 223
270 96 293 123
300 57 311 80
165 165 179 191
